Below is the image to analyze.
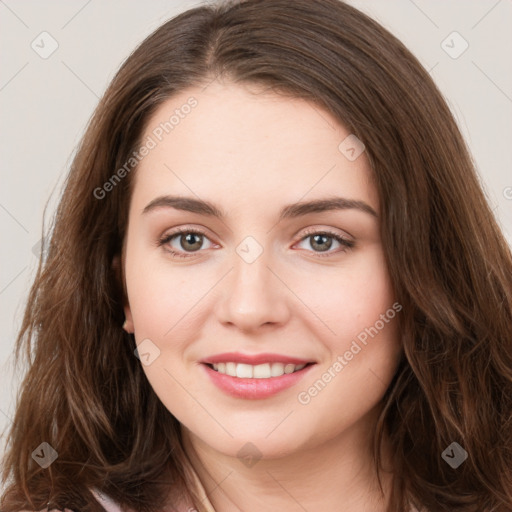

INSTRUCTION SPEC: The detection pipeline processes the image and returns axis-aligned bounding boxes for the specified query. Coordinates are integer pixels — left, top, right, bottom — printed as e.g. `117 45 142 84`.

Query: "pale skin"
121 80 403 511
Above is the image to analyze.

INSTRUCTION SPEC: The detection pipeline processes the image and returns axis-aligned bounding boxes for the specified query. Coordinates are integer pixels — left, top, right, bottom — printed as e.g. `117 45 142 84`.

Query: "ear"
123 306 135 334
112 254 135 334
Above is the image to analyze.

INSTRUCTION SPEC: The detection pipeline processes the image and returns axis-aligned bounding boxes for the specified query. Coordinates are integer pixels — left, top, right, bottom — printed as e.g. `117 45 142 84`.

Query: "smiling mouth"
205 362 314 379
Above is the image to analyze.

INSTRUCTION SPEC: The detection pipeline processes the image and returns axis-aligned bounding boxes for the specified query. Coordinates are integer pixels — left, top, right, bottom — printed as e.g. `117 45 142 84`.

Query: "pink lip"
200 352 314 365
200 361 316 400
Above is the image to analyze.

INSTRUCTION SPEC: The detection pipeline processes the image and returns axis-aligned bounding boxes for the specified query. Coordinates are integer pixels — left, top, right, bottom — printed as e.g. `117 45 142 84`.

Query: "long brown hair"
2 0 512 510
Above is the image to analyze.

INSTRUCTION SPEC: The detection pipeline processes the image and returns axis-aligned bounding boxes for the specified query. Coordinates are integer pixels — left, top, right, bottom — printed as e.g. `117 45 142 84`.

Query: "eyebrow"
142 195 378 220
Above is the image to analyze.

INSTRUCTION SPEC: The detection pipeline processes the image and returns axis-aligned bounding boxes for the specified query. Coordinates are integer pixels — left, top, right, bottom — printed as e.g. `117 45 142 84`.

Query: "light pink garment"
88 464 216 511
39 466 215 512
42 474 423 512
88 486 422 512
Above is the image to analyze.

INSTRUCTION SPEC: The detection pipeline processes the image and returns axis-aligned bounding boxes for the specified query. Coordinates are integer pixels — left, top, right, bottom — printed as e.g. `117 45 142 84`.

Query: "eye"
158 228 214 258
157 227 354 260
294 229 354 257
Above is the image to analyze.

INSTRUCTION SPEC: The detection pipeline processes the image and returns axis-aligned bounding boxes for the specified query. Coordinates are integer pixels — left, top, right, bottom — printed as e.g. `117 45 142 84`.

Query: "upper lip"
200 352 315 365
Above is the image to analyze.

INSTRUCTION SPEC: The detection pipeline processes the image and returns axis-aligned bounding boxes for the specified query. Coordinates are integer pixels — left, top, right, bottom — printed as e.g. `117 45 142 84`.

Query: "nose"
216 247 291 333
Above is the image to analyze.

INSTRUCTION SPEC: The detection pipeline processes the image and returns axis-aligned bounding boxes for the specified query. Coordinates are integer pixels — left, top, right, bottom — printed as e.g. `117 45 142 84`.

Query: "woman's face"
122 81 402 459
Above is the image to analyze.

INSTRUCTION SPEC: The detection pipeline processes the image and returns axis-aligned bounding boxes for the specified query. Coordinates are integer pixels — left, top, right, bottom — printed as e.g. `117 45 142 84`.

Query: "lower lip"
201 363 315 399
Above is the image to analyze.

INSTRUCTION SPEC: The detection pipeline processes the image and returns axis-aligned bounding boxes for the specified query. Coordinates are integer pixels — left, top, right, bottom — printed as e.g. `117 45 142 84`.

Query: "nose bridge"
216 234 290 330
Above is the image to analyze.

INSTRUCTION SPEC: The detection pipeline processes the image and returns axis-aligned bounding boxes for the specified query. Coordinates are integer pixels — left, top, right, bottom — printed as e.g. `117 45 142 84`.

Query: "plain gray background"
1 0 511 463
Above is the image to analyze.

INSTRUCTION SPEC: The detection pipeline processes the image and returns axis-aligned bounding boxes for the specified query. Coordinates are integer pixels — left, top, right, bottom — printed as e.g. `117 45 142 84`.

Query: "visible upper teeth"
211 362 306 378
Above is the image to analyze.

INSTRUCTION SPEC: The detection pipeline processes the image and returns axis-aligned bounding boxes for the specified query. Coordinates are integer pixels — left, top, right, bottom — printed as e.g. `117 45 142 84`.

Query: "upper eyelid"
299 226 353 241
161 225 352 241
161 225 214 240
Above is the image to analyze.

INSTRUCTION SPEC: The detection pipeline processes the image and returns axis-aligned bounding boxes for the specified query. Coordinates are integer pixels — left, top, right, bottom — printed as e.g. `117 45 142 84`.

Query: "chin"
187 419 313 461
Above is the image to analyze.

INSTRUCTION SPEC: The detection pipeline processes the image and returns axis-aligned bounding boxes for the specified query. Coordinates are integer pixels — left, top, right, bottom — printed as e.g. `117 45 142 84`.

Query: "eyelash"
157 227 355 259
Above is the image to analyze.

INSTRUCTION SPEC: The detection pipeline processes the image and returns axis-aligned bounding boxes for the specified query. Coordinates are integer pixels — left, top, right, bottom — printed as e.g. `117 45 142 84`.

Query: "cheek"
124 252 203 412
292 247 401 405
291 245 397 345
124 246 205 341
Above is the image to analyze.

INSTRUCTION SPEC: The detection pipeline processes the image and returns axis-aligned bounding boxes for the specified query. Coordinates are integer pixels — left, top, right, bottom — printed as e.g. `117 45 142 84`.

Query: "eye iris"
311 234 332 252
181 233 203 252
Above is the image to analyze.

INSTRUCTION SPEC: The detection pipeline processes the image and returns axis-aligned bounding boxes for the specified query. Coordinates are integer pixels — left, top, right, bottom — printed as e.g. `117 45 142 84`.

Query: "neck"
181 406 395 512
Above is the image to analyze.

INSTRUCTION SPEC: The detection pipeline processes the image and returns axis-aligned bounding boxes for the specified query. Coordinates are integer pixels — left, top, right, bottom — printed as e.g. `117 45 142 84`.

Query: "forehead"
131 81 378 216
